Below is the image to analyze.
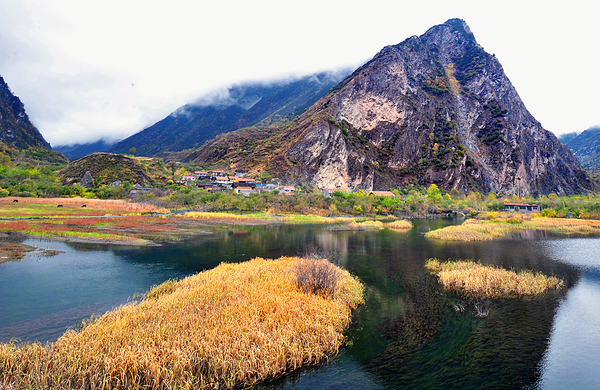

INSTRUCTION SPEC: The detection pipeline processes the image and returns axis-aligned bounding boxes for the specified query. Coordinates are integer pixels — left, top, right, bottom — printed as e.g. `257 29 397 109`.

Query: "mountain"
54 138 116 161
186 19 595 196
109 70 350 157
560 127 600 172
0 75 66 164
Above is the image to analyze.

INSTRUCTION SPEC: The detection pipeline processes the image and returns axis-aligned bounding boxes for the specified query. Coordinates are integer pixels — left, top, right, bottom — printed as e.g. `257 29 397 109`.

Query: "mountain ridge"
185 19 595 196
1 75 66 163
108 70 350 157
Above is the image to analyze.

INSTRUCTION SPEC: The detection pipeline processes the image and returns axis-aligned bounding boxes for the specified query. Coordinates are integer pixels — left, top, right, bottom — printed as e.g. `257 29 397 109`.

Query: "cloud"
1 0 599 146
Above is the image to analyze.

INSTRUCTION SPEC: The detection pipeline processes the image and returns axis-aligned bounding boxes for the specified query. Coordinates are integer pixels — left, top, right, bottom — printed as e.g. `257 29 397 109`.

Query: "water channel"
1 219 599 389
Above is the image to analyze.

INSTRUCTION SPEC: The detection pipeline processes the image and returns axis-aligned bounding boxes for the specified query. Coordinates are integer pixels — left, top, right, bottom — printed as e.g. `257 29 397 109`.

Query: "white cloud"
0 0 598 146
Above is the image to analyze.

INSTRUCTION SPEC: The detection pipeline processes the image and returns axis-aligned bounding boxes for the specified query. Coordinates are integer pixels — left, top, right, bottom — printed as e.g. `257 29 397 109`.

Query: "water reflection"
537 239 600 390
1 223 598 389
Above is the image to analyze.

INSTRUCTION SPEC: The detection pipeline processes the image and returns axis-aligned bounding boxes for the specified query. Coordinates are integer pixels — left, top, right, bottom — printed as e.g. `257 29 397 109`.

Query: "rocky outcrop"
277 19 596 195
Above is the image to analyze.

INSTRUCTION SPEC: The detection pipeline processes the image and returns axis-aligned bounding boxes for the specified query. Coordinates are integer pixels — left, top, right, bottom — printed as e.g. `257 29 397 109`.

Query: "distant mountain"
560 127 600 172
54 139 116 161
186 19 595 196
109 70 351 157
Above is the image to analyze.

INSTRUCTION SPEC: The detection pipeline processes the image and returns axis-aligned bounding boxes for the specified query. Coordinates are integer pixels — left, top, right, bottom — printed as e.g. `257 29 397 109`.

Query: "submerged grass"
425 259 563 299
0 256 364 389
425 217 600 241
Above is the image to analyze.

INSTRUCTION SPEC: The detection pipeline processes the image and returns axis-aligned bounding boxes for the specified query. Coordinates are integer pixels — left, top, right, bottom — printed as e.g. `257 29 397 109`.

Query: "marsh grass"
425 216 600 241
425 259 563 299
335 219 412 231
385 220 413 230
0 256 364 389
182 211 353 225
424 219 518 241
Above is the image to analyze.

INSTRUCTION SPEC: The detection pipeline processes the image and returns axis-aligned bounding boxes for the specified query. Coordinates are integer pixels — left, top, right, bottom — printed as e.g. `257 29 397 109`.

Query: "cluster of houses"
177 169 295 196
175 171 543 212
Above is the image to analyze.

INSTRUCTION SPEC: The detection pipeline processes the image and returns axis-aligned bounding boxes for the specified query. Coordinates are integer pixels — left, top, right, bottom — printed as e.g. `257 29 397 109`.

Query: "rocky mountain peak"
190 20 596 196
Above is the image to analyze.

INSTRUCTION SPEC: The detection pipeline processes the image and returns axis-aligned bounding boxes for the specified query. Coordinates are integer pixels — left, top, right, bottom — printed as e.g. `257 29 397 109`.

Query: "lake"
1 219 599 389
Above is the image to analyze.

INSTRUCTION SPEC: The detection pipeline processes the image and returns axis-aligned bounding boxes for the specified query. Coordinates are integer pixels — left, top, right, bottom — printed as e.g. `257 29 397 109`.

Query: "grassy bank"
425 259 563 299
0 256 364 389
425 216 600 241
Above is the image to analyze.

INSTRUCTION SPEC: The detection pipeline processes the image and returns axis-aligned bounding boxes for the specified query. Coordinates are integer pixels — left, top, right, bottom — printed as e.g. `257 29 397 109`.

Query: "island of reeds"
425 259 563 299
425 214 600 241
0 256 364 389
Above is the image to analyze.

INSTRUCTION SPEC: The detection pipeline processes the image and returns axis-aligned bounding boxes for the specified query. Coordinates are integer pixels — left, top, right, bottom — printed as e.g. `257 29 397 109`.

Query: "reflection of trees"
364 254 575 389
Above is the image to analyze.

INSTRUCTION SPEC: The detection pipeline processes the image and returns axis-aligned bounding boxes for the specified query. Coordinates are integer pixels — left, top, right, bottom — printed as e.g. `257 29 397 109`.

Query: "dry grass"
182 211 353 225
425 259 563 299
425 219 518 241
527 217 600 234
385 220 413 230
0 197 168 216
426 216 600 242
0 256 364 389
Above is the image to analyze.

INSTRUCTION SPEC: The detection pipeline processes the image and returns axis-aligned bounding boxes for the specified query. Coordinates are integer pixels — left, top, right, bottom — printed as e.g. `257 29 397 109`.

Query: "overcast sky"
1 0 598 146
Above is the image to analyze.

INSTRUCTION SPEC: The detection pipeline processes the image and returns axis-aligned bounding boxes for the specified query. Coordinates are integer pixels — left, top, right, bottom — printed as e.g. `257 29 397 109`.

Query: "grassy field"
0 256 364 389
425 215 600 241
0 197 167 217
425 259 563 299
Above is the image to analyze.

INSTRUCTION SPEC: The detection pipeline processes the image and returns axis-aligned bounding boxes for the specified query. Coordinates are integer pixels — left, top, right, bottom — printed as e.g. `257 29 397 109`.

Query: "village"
173 169 541 213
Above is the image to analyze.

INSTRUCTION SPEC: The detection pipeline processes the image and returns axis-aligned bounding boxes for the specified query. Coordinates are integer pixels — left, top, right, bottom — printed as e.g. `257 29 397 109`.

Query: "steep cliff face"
0 75 51 150
278 19 594 195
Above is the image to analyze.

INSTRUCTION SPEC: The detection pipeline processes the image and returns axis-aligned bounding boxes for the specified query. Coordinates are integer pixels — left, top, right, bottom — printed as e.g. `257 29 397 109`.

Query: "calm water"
1 220 599 389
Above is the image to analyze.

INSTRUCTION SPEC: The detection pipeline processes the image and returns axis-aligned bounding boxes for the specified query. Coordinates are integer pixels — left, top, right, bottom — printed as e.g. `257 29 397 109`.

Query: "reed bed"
182 211 353 225
425 259 563 299
426 217 600 242
527 217 600 234
331 219 412 231
425 219 518 241
385 220 413 230
0 256 364 389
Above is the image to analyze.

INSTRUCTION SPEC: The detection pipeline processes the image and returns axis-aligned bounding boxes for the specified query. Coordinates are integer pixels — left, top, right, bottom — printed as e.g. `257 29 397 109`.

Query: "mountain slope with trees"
0 75 66 164
109 70 350 157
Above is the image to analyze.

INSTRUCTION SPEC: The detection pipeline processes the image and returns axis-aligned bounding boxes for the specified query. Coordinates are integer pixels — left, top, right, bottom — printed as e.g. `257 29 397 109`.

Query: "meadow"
0 256 365 389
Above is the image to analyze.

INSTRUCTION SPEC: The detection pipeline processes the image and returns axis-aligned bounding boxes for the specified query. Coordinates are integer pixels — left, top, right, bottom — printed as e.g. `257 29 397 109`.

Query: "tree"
129 147 136 156
426 184 442 205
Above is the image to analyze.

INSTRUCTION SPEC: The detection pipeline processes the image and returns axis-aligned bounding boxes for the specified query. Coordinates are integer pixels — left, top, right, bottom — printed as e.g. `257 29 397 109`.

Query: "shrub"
294 258 342 297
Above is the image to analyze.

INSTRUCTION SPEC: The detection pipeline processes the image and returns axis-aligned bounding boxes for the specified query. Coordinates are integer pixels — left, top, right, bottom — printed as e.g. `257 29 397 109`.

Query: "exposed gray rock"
80 171 95 188
280 19 596 195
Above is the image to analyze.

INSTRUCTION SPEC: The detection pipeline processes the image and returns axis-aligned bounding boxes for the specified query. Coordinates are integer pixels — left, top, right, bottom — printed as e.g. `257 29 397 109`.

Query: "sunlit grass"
425 259 563 299
426 217 600 241
0 256 364 389
182 211 354 224
385 220 413 230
